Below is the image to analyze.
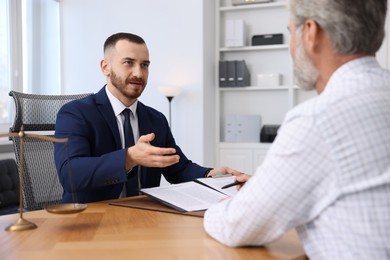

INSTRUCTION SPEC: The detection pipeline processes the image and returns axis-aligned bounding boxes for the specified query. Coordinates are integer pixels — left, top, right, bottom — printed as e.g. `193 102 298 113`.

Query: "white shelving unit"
215 0 315 174
219 1 286 11
220 44 289 52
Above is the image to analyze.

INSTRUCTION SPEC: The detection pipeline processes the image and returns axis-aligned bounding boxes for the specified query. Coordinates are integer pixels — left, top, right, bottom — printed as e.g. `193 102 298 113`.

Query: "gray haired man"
204 0 390 259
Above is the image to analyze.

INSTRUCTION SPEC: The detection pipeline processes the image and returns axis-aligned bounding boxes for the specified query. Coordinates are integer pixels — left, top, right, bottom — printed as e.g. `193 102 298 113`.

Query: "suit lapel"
95 87 122 149
136 102 152 137
135 102 152 187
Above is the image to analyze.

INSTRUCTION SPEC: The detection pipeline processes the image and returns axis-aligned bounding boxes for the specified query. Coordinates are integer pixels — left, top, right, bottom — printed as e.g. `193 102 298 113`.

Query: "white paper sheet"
141 181 230 212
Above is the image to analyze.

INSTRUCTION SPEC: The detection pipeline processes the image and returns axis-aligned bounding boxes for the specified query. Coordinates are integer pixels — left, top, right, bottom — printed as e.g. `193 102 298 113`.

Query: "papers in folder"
140 176 238 212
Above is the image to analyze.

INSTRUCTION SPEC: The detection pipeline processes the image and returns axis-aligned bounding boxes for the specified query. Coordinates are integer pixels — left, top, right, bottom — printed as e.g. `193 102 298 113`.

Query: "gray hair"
288 0 387 55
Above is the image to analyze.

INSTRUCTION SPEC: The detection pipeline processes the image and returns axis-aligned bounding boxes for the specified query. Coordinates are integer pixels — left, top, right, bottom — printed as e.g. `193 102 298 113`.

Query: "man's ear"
303 19 320 54
100 59 110 76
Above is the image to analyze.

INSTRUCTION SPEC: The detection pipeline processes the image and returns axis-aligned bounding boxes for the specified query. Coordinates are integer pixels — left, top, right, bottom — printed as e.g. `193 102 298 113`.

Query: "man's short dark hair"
104 32 146 54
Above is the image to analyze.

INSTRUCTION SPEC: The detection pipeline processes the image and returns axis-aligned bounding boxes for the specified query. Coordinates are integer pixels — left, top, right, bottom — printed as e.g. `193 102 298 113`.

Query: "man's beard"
110 70 145 99
292 29 319 91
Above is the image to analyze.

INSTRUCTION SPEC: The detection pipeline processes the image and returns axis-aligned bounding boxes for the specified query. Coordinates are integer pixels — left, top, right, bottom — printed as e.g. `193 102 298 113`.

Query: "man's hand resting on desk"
211 169 251 190
206 167 243 178
125 133 180 170
234 173 251 190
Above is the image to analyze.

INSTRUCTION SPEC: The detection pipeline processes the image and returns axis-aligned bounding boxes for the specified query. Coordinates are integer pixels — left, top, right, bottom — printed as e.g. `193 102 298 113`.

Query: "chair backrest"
9 91 92 211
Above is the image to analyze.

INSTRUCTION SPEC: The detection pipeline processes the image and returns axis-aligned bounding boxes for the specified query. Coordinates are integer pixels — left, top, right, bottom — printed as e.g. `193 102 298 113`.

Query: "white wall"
202 1 216 167
59 0 216 166
24 0 60 94
376 3 390 69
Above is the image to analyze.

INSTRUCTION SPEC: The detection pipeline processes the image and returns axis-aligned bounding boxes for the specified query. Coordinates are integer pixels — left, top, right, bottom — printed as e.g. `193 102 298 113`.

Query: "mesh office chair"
0 159 20 215
9 91 92 211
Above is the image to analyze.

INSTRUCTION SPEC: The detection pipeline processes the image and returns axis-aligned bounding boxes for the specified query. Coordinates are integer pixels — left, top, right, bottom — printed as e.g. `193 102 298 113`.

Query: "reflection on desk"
0 196 306 260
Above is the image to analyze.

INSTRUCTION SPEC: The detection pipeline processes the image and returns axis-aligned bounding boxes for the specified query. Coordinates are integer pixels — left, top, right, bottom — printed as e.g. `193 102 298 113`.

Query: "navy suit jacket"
54 86 208 203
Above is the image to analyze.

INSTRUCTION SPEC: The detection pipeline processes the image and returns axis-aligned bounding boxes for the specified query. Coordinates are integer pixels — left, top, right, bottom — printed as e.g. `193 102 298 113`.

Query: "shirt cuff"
204 168 213 178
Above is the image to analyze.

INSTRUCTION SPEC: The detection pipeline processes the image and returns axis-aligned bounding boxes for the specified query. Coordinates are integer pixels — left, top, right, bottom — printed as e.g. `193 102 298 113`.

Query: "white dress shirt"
105 86 139 148
105 87 141 197
204 57 390 259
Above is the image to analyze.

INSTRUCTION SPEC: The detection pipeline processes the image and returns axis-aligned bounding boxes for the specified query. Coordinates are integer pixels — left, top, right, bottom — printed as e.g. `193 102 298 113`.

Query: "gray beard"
292 30 319 91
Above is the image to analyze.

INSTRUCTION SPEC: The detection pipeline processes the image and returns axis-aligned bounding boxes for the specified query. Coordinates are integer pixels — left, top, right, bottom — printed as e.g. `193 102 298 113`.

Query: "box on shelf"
224 114 262 142
252 33 283 46
225 19 246 47
260 125 280 143
257 73 282 87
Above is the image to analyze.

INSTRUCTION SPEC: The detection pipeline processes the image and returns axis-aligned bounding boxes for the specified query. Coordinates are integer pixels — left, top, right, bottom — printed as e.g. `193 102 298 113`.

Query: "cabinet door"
219 148 253 174
252 148 268 174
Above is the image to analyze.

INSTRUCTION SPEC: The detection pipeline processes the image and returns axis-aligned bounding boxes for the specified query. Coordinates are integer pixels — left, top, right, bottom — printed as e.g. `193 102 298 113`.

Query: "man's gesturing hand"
125 133 180 170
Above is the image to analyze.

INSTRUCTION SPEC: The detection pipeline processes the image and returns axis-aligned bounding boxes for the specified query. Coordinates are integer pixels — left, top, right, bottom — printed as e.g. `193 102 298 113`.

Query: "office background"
48 0 390 170
60 0 216 167
0 0 217 168
1 0 390 169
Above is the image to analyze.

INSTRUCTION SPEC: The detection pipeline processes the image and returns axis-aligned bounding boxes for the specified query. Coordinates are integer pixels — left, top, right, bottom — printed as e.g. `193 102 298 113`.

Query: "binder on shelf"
227 60 236 87
236 60 250 87
225 20 235 47
233 20 246 47
219 61 228 87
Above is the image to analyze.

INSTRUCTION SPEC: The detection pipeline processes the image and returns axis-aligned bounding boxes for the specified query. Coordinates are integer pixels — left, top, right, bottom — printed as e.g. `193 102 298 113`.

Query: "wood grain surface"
0 196 305 260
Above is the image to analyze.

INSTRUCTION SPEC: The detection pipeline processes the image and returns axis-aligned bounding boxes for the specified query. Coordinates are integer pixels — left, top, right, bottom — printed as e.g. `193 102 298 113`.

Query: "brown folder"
109 195 205 217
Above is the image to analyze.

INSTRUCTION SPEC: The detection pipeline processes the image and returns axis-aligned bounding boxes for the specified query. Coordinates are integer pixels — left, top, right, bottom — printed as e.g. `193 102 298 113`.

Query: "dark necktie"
123 109 134 148
122 109 139 196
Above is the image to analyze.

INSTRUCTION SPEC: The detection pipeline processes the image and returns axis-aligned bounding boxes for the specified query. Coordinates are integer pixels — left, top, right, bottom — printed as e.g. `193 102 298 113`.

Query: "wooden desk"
0 197 305 260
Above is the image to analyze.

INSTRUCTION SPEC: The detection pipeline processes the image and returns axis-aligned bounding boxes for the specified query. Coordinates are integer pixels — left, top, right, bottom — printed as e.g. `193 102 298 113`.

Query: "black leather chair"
0 159 20 215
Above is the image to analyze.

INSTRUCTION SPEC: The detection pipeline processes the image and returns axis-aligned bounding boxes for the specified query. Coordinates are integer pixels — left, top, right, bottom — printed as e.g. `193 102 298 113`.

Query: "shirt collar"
324 56 379 92
105 85 138 116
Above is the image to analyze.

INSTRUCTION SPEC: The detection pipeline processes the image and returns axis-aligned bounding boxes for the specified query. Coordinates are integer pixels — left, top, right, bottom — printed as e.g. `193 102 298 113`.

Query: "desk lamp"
158 86 182 127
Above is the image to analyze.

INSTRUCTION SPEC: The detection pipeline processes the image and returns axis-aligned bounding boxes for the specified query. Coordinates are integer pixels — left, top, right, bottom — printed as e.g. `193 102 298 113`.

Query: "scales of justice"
1 127 88 232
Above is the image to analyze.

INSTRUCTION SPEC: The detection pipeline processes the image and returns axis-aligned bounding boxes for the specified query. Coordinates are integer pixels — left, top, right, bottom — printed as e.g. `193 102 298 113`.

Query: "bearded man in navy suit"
54 32 238 203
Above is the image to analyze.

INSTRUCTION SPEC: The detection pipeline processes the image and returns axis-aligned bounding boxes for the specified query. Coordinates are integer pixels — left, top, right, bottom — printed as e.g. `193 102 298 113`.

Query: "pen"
211 173 233 178
221 181 244 189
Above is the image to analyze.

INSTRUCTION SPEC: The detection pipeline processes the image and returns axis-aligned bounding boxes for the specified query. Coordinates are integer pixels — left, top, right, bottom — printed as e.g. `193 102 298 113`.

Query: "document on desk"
140 176 238 212
195 176 238 197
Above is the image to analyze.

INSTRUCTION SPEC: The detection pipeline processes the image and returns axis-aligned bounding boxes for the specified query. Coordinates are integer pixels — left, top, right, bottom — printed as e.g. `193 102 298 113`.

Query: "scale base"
5 217 37 232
